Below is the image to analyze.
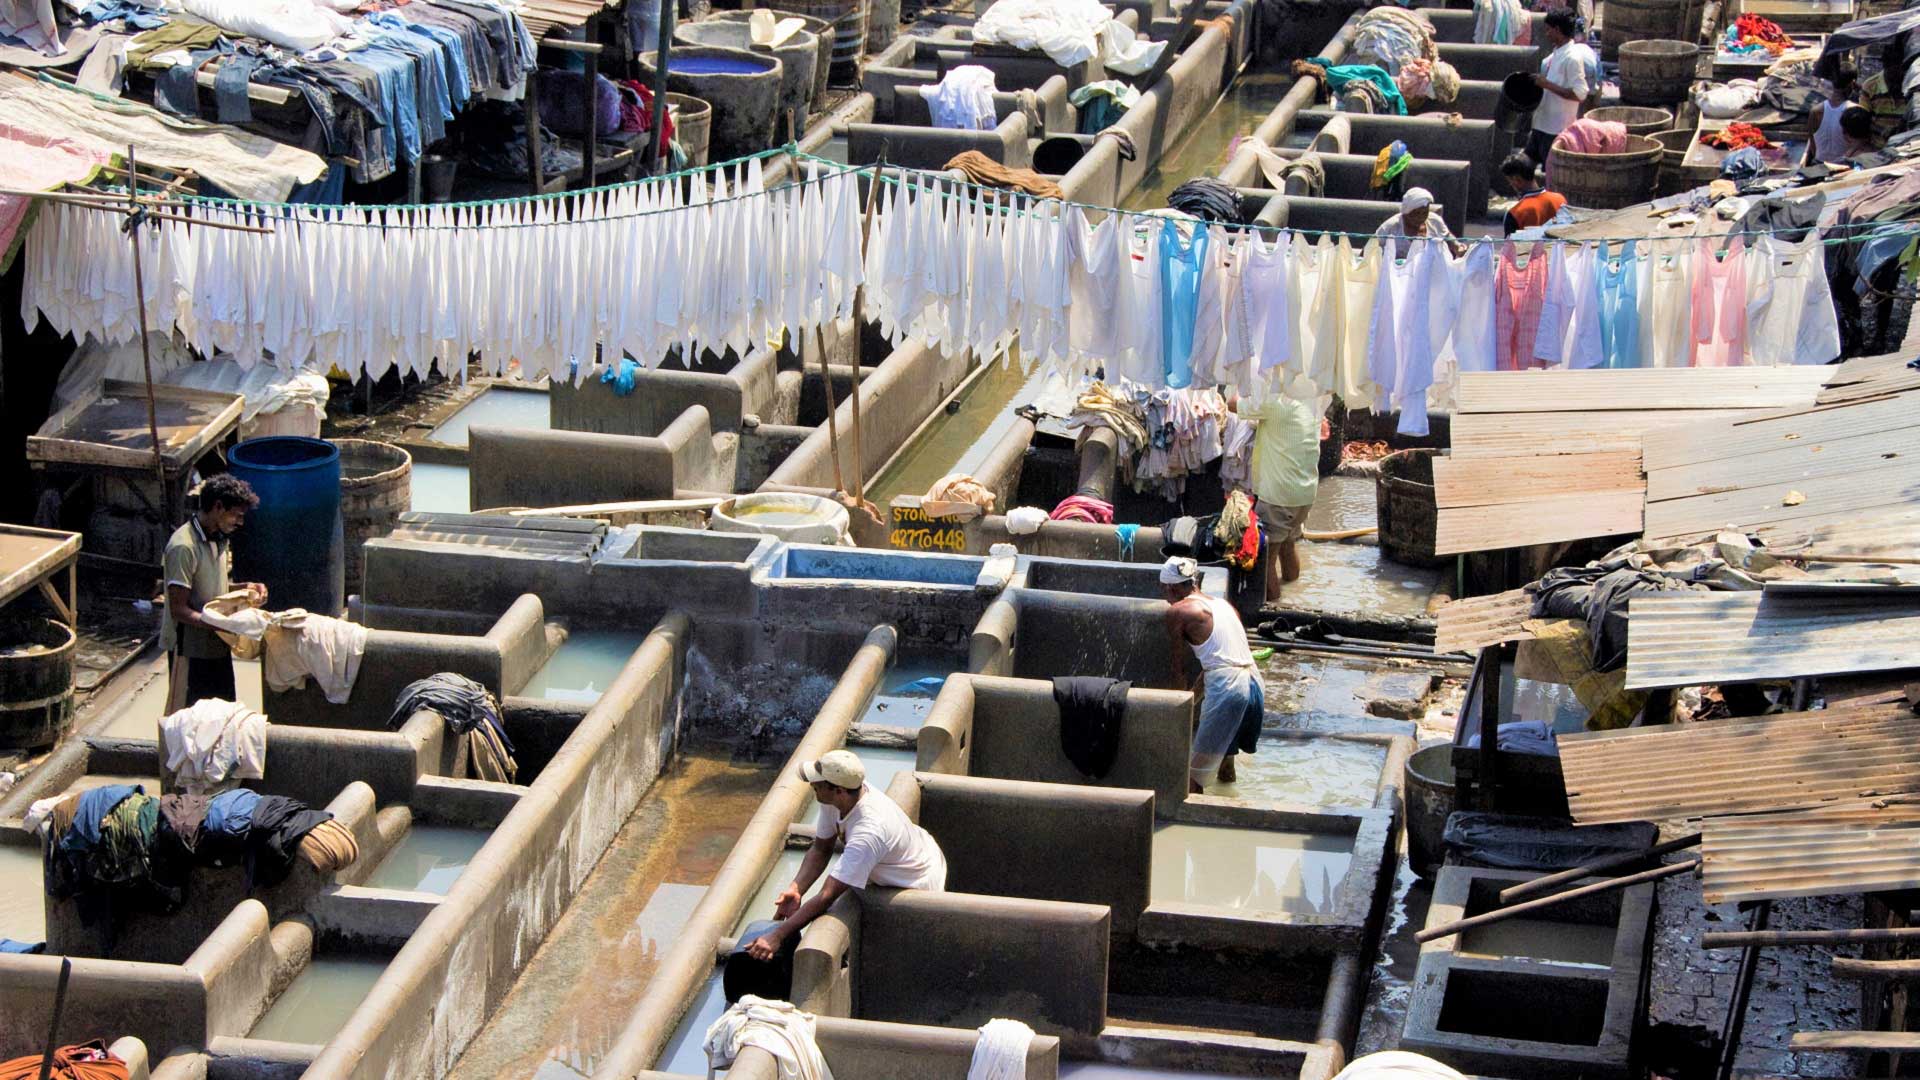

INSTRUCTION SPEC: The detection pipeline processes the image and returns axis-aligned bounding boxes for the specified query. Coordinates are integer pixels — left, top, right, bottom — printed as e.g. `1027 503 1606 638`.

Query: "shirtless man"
1162 557 1266 794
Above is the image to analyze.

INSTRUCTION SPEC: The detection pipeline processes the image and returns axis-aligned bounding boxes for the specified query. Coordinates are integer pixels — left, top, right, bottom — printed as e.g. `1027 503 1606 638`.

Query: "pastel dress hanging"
1594 239 1642 369
1640 242 1691 369
1158 216 1209 390
1493 240 1549 370
1689 236 1748 367
1745 230 1842 366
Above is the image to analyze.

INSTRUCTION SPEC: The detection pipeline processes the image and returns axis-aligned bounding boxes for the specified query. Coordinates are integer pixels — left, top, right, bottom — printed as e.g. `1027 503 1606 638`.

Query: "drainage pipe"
1314 949 1366 1048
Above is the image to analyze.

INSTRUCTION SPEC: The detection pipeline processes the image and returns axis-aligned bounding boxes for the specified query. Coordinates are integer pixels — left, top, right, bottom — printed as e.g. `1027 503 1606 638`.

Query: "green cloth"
1236 397 1320 510
126 18 223 70
160 517 232 659
1307 56 1408 115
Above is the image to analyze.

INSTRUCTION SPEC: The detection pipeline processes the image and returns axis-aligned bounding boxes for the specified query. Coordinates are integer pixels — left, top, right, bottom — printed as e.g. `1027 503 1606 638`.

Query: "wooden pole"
847 158 884 500
815 325 845 496
647 0 674 175
1833 958 1920 981
1415 858 1698 944
36 957 71 1080
1705 928 1920 950
125 146 169 507
1498 833 1702 904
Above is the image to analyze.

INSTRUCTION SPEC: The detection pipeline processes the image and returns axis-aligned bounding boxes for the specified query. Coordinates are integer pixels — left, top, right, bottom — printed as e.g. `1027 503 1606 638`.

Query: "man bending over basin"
1163 557 1266 795
746 750 948 960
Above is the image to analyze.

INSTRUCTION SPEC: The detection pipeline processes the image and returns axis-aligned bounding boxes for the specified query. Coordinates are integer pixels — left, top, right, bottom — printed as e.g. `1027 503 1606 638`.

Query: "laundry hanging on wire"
19 153 867 385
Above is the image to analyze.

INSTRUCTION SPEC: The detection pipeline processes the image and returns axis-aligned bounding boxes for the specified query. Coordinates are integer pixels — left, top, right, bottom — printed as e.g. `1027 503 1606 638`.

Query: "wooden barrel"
1617 39 1699 105
0 616 75 749
1549 133 1664 208
1600 0 1687 59
1650 127 1714 193
669 92 712 166
335 439 411 599
785 0 867 85
867 0 899 51
1375 449 1448 568
1586 104 1674 138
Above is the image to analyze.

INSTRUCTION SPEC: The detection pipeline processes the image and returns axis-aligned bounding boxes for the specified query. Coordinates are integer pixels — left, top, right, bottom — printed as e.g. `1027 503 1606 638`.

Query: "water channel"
1150 823 1354 916
863 356 1054 511
364 825 493 896
249 956 393 1045
519 631 651 704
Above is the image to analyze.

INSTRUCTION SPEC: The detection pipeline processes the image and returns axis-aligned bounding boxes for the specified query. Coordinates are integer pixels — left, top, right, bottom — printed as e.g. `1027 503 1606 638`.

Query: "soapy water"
684 650 840 746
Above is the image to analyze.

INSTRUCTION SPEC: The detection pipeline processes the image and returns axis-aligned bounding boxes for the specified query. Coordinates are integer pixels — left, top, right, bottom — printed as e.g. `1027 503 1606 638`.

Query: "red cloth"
1732 12 1792 52
1232 520 1260 571
616 80 676 156
1049 496 1114 524
1701 122 1776 150
1545 119 1628 189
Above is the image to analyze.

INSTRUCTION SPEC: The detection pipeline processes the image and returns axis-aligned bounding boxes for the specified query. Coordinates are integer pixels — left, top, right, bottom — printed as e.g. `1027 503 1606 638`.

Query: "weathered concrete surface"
1266 539 1442 639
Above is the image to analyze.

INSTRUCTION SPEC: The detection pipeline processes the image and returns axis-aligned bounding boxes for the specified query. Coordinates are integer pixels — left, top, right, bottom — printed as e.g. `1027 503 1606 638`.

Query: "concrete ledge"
204 1037 318 1080
410 774 525 829
309 886 442 952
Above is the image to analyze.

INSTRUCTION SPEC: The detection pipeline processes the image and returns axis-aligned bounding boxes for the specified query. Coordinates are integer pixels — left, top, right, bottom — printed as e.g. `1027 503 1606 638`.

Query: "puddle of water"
1204 737 1384 807
858 653 959 730
1356 859 1430 1056
1150 823 1353 915
429 387 551 448
95 660 265 740
1280 540 1438 621
1122 77 1292 211
362 825 491 895
248 956 391 1045
518 631 650 704
410 462 471 514
0 844 45 943
1458 918 1615 967
863 354 1052 510
1303 475 1378 535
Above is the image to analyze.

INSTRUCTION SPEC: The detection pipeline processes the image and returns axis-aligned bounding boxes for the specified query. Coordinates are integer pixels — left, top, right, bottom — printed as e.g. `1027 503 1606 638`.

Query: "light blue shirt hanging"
1595 240 1641 369
1158 219 1208 390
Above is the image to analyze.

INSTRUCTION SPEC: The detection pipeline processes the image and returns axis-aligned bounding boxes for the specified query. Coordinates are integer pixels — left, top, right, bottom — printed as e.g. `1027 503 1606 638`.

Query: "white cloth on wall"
703 996 834 1080
261 611 369 705
919 66 999 130
1005 506 1048 534
161 698 267 791
966 1019 1036 1080
1333 1052 1469 1080
971 0 1167 74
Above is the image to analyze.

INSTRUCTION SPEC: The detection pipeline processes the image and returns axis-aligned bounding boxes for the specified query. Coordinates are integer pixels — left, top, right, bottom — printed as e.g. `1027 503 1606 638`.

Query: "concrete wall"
0 953 207 1061
849 110 1034 169
305 612 691 1080
917 674 1193 817
554 350 776 436
1002 590 1181 689
1292 111 1500 216
912 772 1154 936
766 339 975 492
467 406 723 512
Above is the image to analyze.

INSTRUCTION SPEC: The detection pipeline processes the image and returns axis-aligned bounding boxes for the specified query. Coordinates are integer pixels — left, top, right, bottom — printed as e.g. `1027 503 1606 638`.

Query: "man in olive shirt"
162 475 266 709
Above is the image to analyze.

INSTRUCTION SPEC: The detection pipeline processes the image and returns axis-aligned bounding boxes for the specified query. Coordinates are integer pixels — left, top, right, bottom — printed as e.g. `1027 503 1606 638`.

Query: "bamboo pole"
125 145 169 503
1498 834 1702 904
1705 928 1920 950
1415 859 1699 944
815 325 845 496
847 158 885 500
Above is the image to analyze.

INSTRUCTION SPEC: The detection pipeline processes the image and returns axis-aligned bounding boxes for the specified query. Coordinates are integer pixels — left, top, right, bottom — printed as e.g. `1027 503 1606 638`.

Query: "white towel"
161 698 267 791
966 1018 1035 1080
704 996 833 1080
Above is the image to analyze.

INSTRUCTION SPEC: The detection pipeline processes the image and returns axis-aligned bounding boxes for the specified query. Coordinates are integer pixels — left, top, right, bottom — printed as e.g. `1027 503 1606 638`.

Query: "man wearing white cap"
744 749 947 961
1162 557 1266 793
1374 188 1462 260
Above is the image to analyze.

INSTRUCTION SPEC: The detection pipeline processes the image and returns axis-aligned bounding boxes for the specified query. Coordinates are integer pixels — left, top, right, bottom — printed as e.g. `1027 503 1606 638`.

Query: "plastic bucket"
711 492 850 545
1405 744 1457 878
227 436 345 616
1496 72 1542 134
669 92 713 166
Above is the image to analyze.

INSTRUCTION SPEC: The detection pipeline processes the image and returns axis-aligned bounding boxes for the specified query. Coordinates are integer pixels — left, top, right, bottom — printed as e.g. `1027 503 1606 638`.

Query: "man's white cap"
1401 187 1434 212
801 749 866 788
1160 556 1199 585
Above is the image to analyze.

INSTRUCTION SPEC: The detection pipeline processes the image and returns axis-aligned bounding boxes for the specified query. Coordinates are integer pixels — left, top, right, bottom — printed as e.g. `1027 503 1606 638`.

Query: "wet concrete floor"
444 751 778 1080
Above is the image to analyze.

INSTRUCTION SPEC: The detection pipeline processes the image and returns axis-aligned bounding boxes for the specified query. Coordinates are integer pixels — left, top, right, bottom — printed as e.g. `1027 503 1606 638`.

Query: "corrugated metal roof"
1701 799 1920 903
1433 588 1535 652
1624 592 1920 691
1559 702 1920 824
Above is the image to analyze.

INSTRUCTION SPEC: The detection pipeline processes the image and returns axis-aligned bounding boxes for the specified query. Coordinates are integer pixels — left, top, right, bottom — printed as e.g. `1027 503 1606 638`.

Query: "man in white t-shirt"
1527 9 1594 171
744 750 947 960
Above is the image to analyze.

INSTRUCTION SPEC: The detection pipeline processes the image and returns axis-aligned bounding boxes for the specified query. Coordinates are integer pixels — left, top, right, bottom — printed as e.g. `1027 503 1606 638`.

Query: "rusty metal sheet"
1701 799 1920 903
1559 703 1920 823
1624 592 1920 691
1434 589 1535 652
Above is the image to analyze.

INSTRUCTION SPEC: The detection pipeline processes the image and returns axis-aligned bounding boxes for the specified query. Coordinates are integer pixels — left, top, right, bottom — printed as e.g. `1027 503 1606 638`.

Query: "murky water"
430 387 552 448
410 462 471 514
1203 736 1384 807
363 825 491 895
857 653 958 730
518 631 650 704
864 356 1052 509
1355 859 1431 1056
1122 76 1292 212
249 956 391 1045
847 746 917 795
0 844 46 943
1150 823 1353 915
1281 539 1438 622
95 659 266 740
1459 918 1616 967
1304 475 1378 535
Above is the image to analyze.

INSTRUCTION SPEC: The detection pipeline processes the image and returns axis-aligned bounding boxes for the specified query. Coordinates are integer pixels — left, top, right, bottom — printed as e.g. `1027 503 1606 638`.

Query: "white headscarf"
1160 556 1198 584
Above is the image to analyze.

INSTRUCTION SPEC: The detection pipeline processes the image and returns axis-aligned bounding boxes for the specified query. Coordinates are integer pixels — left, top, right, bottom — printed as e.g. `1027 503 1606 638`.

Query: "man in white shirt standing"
1527 9 1593 171
745 750 947 960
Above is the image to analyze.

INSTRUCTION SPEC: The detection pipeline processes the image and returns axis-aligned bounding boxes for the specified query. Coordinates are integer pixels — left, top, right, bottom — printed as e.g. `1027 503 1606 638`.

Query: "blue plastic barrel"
226 437 345 616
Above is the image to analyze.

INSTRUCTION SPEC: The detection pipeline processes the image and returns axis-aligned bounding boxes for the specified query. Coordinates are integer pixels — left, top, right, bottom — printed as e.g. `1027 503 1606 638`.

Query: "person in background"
745 750 946 961
1501 152 1568 235
161 475 266 710
1231 395 1328 604
1163 557 1266 793
1835 104 1880 160
1806 70 1860 164
1374 188 1464 259
1528 9 1593 171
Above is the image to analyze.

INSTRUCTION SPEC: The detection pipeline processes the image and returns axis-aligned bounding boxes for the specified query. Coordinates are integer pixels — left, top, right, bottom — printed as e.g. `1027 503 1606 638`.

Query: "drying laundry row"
19 157 866 383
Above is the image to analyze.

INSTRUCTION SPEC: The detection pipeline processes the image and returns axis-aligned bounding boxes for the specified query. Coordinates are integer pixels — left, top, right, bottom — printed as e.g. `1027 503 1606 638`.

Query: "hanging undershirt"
1187 226 1235 391
1365 239 1450 436
1450 241 1497 373
1494 241 1549 370
1067 208 1122 374
1641 246 1690 369
1594 240 1642 369
1531 241 1574 367
1239 231 1292 382
1158 217 1208 390
1690 236 1748 367
1112 217 1164 385
1289 233 1338 402
1334 237 1381 405
1746 230 1841 365
1554 242 1606 370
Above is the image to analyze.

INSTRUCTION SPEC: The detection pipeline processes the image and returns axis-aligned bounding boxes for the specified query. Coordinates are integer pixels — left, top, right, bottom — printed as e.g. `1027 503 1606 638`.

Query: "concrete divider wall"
816 1016 1061 1080
555 350 775 436
586 627 897 1079
0 954 207 1060
305 612 691 1080
1003 590 1181 688
489 593 553 696
766 340 975 492
912 773 1154 936
1293 111 1499 215
850 110 1034 169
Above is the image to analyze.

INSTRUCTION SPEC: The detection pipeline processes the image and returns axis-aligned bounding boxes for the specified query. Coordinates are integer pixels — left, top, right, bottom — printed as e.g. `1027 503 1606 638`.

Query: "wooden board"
27 379 243 473
1450 409 1755 458
1791 1031 1920 1052
1643 458 1920 541
1435 452 1643 508
1645 425 1920 503
1435 492 1645 556
1454 368 1832 415
0 524 80 610
1642 392 1918 472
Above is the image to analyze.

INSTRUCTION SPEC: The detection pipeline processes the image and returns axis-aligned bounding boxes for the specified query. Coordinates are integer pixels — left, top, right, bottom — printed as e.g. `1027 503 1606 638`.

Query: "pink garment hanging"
1689 236 1748 367
1494 241 1551 370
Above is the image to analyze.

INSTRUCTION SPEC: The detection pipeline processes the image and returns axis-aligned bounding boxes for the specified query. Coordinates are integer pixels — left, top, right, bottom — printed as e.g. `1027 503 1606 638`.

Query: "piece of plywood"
1644 425 1920 503
1643 392 1919 473
1624 592 1920 690
1642 458 1920 542
1450 409 1754 458
1435 452 1643 508
1455 368 1832 414
1435 492 1644 555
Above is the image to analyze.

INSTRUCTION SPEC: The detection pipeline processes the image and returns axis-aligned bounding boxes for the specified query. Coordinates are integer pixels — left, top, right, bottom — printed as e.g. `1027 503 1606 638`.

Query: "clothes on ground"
921 473 995 517
703 996 834 1080
1052 676 1130 778
1296 56 1408 114
1529 564 1708 671
244 794 335 887
1701 121 1776 150
1534 39 1595 138
1463 718 1557 755
295 817 360 873
261 611 369 704
160 697 266 791
1070 79 1138 133
970 0 1165 75
389 672 518 784
921 65 998 130
967 1019 1037 1080
813 783 947 891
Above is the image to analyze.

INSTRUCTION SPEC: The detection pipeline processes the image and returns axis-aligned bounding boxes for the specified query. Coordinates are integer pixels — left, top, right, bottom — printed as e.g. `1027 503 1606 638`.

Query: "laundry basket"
1617 39 1699 104
1584 105 1674 138
1549 134 1665 209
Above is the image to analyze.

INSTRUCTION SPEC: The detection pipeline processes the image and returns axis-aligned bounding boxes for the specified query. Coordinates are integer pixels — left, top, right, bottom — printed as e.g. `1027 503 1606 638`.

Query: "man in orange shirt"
1501 153 1567 235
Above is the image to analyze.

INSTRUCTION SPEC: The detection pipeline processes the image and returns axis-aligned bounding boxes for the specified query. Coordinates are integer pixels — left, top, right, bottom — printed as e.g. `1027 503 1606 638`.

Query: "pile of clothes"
27 784 356 925
921 474 996 517
160 698 266 791
390 673 518 784
1396 58 1461 109
1064 378 1250 501
1546 118 1628 187
1166 177 1240 223
1351 7 1437 73
0 1041 131 1080
1725 12 1794 55
1701 121 1777 150
1292 57 1408 115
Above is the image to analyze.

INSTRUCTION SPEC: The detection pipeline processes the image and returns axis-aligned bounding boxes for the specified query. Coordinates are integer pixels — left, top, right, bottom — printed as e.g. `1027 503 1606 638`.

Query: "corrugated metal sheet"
1701 799 1920 903
1623 592 1920 691
1434 589 1535 652
1559 702 1920 824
